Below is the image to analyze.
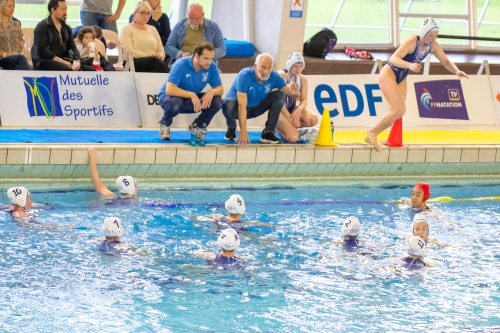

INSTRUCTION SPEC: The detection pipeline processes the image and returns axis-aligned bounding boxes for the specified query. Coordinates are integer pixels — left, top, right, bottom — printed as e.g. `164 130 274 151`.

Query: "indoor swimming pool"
0 183 499 332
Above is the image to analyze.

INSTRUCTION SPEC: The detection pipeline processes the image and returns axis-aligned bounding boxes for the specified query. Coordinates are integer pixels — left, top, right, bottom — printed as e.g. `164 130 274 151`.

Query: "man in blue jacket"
165 3 225 68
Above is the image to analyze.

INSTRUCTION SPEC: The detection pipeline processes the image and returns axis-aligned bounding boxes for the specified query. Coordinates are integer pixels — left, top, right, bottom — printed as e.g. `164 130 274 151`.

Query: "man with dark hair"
158 41 223 140
80 0 126 33
32 0 95 71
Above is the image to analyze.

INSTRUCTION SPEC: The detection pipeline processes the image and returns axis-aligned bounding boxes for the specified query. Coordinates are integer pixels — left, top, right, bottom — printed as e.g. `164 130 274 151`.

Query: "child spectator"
75 26 103 70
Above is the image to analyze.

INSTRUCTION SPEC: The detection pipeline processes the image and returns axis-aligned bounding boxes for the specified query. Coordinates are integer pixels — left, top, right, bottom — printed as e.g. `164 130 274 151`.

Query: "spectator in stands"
75 26 103 70
72 25 108 49
276 52 318 142
129 0 170 47
0 0 31 70
80 0 126 33
33 0 96 71
166 3 225 68
222 53 300 145
158 41 223 140
120 1 169 73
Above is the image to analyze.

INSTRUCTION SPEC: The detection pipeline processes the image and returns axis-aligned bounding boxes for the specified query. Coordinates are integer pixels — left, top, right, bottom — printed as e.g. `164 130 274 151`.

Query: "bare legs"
276 107 319 143
365 66 407 151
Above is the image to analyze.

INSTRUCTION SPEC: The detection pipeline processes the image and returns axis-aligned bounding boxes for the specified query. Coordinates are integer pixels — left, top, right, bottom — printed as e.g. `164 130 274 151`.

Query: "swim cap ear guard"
341 216 362 237
225 194 245 214
421 17 439 42
116 176 136 196
406 236 427 257
414 182 431 202
102 217 124 238
217 228 240 251
7 187 30 207
286 52 305 73
412 213 430 235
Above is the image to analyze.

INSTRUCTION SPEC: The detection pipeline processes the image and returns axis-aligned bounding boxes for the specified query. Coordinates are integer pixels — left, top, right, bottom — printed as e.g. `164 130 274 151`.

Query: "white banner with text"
0 71 141 127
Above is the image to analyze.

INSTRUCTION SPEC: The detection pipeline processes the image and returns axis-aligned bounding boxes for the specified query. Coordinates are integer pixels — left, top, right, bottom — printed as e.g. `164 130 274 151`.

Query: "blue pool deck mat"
0 129 291 144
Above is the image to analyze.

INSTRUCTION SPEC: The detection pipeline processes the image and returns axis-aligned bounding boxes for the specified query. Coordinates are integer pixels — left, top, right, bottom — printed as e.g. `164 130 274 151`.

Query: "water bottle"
189 124 197 147
330 120 334 141
199 123 207 147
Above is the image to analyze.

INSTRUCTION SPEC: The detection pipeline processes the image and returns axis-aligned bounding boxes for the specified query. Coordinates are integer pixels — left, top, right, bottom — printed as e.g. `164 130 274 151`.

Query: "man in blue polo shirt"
158 41 223 140
222 53 300 144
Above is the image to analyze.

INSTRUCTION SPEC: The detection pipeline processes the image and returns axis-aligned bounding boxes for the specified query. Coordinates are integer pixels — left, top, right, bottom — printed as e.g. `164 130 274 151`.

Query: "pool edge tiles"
0 144 499 180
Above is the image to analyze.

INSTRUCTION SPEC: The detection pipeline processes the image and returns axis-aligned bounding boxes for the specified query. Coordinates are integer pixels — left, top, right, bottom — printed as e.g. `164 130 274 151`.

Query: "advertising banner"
488 75 500 124
0 71 141 127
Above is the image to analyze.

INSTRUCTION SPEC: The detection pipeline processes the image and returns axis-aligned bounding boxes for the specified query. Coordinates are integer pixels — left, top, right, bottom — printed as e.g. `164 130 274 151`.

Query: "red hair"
414 182 431 202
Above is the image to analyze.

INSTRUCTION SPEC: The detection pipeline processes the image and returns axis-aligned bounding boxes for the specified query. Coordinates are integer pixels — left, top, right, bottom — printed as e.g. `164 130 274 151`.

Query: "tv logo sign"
415 80 469 120
23 76 63 121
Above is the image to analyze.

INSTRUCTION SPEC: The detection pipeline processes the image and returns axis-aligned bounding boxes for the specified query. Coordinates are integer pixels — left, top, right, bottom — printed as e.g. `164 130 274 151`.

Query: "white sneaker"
160 125 171 140
297 128 309 142
308 127 318 142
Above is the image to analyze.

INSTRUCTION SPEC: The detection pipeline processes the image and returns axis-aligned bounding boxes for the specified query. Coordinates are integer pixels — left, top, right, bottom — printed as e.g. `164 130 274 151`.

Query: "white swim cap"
411 213 430 235
286 52 305 72
406 236 427 257
116 176 136 195
101 217 124 238
7 187 30 207
421 17 439 38
341 216 362 236
217 228 240 251
225 194 245 214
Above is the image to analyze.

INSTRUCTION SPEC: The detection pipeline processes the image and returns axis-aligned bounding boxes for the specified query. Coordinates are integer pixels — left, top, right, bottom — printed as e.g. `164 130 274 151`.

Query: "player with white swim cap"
275 52 318 143
401 236 432 268
6 186 33 217
191 228 245 269
365 17 468 152
411 213 429 241
98 217 139 256
88 147 139 198
195 194 275 232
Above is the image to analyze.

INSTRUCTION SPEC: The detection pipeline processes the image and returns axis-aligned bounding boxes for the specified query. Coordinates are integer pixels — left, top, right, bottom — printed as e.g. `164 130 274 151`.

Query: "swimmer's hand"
456 70 468 79
408 63 421 73
245 221 277 229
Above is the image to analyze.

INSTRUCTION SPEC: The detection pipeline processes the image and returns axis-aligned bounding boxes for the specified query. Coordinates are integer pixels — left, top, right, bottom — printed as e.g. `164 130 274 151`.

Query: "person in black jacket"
32 0 95 71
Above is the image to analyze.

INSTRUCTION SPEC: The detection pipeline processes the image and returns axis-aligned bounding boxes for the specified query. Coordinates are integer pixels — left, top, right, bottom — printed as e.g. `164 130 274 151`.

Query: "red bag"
344 46 373 60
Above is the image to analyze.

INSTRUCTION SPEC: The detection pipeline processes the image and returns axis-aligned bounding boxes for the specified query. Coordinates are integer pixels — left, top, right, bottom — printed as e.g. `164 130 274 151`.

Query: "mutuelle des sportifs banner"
0 71 140 127
0 71 496 128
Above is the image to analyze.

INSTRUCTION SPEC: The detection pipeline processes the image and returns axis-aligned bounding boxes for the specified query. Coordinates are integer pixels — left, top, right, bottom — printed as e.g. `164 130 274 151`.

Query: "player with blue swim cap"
88 147 139 199
365 17 468 152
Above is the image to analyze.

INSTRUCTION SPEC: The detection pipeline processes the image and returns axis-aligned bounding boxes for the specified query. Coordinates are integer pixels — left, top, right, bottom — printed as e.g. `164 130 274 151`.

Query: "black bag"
303 28 337 58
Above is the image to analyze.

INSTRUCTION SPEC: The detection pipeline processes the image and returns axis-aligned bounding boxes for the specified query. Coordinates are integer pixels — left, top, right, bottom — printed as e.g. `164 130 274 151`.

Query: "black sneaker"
224 127 236 141
260 132 281 144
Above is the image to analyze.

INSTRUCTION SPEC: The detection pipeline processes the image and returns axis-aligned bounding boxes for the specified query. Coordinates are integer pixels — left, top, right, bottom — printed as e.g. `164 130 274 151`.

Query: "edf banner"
414 79 469 120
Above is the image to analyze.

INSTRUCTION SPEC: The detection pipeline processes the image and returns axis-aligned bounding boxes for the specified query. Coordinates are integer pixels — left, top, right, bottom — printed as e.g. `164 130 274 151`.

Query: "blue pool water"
1 184 500 332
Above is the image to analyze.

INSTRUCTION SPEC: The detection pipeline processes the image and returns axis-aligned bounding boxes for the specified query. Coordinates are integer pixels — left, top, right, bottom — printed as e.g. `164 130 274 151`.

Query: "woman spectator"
0 0 31 70
120 1 169 73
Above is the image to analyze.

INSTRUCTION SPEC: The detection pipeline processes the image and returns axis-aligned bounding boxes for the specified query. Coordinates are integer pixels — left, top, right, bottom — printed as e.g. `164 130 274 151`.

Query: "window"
305 0 391 44
476 0 500 48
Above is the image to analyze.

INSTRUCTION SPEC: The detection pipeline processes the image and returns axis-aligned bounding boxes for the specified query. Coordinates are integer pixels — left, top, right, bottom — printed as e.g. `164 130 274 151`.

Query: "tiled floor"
0 144 499 187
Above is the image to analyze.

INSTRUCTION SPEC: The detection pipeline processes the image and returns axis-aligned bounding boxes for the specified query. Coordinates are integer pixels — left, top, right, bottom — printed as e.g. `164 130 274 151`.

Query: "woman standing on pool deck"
365 17 469 152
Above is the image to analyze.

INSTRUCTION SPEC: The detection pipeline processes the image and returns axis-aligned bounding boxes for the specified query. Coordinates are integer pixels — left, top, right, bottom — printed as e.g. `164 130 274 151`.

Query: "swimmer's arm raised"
88 147 116 198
